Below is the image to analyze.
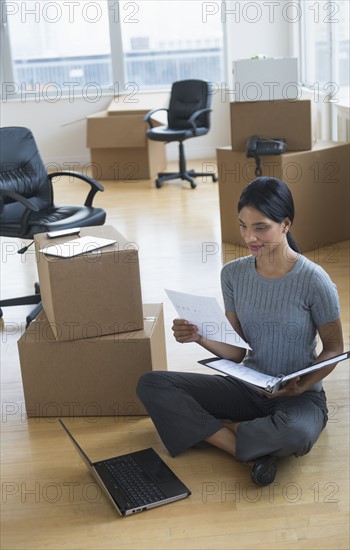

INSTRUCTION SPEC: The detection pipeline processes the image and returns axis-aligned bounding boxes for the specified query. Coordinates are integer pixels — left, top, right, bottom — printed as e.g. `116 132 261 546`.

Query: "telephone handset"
246 136 287 157
246 136 287 176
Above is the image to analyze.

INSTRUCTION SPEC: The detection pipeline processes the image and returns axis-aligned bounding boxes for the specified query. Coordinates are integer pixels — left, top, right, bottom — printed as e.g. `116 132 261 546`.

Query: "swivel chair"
0 126 106 326
144 79 218 189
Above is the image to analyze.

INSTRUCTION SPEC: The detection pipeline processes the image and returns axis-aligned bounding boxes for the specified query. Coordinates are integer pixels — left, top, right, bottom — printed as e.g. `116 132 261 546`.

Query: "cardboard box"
217 141 350 252
87 110 167 181
89 141 166 181
18 304 167 417
87 111 148 148
232 57 299 101
34 225 144 342
230 99 313 152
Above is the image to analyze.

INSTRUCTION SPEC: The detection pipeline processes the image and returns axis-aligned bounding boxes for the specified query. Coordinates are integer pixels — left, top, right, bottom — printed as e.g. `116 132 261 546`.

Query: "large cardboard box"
18 304 167 417
87 111 148 148
87 109 167 181
89 140 166 181
230 99 314 152
217 141 350 252
34 225 144 342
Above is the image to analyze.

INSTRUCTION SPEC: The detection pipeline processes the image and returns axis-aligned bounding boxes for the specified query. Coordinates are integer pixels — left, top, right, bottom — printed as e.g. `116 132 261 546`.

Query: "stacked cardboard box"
217 99 350 252
87 94 167 181
18 225 167 417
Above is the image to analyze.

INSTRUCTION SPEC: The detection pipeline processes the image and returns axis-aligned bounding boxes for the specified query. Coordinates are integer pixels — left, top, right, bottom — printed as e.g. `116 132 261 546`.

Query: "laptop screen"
59 419 93 467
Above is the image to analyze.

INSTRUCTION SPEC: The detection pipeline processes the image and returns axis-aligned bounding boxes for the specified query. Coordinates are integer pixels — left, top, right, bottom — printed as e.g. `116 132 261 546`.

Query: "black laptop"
59 419 191 516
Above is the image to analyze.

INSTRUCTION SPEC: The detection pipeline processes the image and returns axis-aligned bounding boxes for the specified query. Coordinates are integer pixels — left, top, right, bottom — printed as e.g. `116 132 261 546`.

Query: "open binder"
198 352 350 394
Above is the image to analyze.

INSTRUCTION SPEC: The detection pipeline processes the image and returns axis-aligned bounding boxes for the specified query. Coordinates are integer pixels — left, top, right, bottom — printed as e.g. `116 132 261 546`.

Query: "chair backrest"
0 127 52 212
167 80 211 130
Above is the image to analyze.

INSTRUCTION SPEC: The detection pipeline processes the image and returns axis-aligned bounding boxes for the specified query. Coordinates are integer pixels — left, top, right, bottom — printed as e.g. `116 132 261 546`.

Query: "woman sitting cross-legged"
137 177 344 486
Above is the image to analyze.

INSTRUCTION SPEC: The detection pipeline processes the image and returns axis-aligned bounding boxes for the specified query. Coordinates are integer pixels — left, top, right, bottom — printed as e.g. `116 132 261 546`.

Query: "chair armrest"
0 189 40 211
144 108 168 128
0 189 40 236
48 171 104 207
188 108 212 134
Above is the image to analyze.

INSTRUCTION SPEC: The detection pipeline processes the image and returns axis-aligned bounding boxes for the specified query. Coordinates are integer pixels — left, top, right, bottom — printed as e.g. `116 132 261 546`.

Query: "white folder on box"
40 236 117 258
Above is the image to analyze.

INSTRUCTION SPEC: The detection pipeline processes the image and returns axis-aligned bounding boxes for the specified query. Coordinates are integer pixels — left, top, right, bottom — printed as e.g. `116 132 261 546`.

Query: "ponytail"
287 231 302 254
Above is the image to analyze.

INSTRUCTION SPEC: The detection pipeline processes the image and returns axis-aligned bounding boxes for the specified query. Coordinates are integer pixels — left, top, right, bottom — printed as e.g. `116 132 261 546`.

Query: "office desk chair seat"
144 79 218 189
147 127 208 142
0 126 106 326
0 203 106 239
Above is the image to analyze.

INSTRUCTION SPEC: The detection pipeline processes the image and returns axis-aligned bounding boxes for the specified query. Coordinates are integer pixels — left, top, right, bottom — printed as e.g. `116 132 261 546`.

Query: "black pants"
136 371 328 461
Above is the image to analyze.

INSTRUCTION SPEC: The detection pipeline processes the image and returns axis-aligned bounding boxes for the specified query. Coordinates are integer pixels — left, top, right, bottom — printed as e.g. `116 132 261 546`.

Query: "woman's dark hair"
238 177 302 253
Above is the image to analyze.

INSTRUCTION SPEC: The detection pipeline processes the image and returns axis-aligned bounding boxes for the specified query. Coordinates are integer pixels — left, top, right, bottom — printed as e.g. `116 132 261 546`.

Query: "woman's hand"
172 318 202 344
264 377 303 399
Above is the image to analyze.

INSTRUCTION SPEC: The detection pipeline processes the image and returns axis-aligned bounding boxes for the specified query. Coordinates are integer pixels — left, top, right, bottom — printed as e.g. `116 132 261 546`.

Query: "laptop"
59 419 191 516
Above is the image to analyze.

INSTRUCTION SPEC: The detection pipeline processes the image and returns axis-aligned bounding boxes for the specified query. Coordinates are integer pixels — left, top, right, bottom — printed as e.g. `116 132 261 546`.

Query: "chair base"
156 169 218 189
0 284 43 327
25 301 43 328
155 140 218 189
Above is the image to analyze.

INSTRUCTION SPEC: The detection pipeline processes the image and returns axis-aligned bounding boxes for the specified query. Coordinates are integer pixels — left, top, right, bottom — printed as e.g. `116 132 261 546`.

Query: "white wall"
0 91 231 166
1 95 112 167
226 0 293 69
0 3 294 166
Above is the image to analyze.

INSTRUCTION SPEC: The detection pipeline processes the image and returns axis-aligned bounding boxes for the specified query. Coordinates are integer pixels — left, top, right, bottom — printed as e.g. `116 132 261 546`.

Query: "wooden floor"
1 165 349 549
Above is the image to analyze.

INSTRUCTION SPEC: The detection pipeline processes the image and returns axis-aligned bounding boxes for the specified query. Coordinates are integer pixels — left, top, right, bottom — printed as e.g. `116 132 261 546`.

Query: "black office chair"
0 126 106 326
144 79 218 189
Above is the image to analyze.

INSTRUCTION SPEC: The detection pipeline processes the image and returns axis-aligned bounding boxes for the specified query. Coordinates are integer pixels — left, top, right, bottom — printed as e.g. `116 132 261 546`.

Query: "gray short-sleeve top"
221 254 340 390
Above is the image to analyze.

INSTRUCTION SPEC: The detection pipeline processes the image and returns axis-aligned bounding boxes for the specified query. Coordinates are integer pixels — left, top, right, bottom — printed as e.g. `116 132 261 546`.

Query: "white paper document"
40 236 117 258
165 289 251 350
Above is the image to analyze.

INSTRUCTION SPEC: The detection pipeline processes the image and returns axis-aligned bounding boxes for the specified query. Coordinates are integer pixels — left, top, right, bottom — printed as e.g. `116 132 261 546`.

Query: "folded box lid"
107 92 168 116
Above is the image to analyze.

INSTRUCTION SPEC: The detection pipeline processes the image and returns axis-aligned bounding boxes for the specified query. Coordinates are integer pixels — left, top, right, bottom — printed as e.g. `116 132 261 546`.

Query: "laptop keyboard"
98 455 165 509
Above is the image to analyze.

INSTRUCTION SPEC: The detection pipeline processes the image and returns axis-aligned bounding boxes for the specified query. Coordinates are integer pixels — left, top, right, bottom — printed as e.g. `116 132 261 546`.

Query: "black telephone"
246 136 287 157
246 136 287 176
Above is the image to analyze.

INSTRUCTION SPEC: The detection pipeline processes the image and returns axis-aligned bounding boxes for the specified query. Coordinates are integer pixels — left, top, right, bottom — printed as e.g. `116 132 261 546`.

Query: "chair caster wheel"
155 179 163 189
0 308 3 318
190 181 197 189
213 175 218 182
34 283 40 294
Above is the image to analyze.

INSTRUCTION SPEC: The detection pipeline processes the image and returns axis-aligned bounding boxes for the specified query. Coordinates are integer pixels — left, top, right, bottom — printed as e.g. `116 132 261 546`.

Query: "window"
300 0 349 105
119 1 224 89
1 0 225 99
5 0 112 94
